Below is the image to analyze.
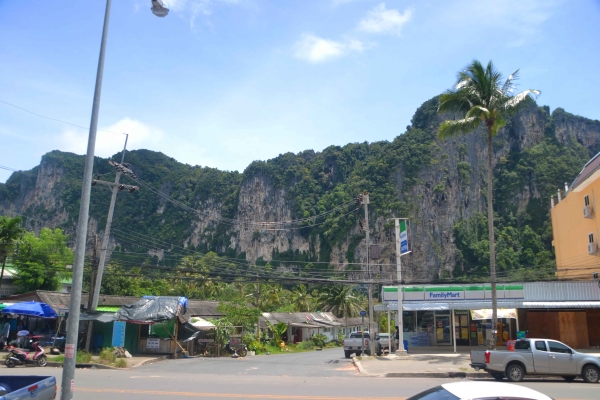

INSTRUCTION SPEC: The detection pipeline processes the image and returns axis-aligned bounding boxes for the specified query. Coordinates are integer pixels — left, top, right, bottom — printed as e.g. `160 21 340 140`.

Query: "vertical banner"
400 220 409 254
112 321 126 347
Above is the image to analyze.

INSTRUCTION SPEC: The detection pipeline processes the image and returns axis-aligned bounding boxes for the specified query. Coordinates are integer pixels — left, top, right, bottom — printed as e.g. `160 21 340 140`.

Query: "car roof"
441 382 552 400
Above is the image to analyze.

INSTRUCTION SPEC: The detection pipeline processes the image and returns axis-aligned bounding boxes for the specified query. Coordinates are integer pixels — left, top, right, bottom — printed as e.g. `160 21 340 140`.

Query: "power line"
0 99 125 136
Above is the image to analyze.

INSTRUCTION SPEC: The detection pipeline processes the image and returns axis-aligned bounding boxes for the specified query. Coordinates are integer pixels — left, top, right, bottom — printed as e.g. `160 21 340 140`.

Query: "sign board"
65 344 74 359
400 220 409 254
425 287 464 301
112 321 126 347
470 308 518 320
146 338 160 349
360 310 367 317
382 285 524 302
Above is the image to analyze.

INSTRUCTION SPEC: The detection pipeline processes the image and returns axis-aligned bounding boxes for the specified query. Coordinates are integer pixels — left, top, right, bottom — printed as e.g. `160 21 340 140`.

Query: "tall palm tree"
437 60 540 349
318 285 362 331
290 285 314 312
0 216 26 289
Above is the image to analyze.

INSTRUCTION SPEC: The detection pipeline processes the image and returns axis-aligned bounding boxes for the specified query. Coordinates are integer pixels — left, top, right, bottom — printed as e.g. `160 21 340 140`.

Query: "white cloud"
293 34 365 63
358 3 413 35
56 118 164 158
166 0 242 29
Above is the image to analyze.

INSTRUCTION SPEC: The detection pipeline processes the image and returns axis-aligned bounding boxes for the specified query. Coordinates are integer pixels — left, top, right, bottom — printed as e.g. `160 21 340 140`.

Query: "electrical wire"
0 99 125 136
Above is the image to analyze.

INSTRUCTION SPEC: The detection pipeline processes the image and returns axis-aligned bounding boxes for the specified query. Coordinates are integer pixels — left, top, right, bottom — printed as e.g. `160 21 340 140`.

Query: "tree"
0 216 25 289
290 285 314 312
13 228 73 292
437 60 540 348
318 284 362 330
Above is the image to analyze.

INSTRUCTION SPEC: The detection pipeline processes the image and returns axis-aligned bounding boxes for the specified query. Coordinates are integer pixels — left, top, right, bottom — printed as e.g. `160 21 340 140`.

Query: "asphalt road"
1 348 598 399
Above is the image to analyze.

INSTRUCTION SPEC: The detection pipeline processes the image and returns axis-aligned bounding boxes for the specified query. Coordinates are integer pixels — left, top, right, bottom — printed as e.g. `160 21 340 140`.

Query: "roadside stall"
115 296 190 359
1 301 58 348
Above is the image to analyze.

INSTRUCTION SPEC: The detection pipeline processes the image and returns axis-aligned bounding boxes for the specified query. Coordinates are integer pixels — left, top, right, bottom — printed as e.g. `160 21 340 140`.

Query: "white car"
406 381 552 400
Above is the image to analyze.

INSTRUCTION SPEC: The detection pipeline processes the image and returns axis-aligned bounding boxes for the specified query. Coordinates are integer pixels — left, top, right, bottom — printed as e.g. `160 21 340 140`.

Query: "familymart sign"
382 285 524 302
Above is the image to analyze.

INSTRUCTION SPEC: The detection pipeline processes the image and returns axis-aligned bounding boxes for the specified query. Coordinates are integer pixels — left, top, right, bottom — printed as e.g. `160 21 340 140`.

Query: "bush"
77 351 92 363
115 358 127 368
311 334 328 348
99 348 116 363
297 341 314 350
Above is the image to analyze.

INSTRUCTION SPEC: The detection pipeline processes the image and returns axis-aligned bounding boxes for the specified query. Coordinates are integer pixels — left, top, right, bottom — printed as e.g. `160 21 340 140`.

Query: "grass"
50 351 92 364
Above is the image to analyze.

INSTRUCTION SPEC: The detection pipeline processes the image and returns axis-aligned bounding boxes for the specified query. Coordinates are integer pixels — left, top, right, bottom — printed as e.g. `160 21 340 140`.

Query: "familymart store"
377 281 600 349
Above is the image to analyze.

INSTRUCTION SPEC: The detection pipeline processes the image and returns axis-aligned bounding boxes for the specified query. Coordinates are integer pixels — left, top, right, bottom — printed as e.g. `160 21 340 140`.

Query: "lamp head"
151 0 169 17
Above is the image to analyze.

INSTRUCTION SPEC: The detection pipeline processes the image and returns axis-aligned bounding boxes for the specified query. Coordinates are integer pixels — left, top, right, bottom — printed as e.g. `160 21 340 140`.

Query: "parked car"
406 381 551 400
0 376 56 399
342 332 381 358
377 333 393 354
470 338 600 383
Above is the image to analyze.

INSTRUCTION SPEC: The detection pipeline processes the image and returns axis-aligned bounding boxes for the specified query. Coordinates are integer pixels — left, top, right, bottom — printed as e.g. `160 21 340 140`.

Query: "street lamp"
151 0 170 17
60 2 167 399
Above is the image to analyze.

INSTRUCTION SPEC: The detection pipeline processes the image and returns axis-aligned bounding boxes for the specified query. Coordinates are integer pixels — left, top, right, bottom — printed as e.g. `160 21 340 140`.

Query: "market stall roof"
79 311 117 323
116 296 188 323
1 301 58 318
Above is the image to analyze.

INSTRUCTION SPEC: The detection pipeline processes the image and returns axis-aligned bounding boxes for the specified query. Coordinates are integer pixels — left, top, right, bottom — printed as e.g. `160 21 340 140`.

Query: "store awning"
522 301 600 308
375 300 600 311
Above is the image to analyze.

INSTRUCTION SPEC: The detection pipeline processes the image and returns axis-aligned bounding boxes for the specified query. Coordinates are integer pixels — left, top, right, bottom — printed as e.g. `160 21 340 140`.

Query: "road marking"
75 388 407 399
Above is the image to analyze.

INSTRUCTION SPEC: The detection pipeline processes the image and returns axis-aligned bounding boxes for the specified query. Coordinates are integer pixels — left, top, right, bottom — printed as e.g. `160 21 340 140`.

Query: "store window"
403 311 416 332
417 311 434 334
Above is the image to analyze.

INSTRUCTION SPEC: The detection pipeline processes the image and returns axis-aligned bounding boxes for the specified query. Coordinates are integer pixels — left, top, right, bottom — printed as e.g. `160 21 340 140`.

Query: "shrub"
311 334 328 348
99 348 116 363
77 351 92 363
115 358 127 368
297 341 314 350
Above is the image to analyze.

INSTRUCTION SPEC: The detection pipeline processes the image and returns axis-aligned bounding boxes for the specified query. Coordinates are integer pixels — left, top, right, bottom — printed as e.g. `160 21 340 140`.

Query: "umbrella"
1 301 58 319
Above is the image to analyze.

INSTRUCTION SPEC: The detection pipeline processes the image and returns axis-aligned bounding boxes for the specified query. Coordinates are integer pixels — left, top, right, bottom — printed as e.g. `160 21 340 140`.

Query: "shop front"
377 281 600 349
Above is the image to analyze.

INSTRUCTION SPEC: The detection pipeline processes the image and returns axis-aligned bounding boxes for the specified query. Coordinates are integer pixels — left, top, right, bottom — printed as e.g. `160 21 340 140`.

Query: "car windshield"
407 386 460 400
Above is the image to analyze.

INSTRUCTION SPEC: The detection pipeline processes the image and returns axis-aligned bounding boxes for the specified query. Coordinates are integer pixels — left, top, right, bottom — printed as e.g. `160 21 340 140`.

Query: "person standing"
1 316 10 349
394 325 400 352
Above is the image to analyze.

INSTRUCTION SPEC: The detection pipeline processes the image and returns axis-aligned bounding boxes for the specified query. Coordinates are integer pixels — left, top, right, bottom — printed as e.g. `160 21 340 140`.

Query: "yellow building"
551 152 600 280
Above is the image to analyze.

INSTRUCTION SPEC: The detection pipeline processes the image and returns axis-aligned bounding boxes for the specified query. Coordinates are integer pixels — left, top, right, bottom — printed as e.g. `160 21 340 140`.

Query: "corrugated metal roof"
569 151 600 191
523 281 600 301
523 301 600 308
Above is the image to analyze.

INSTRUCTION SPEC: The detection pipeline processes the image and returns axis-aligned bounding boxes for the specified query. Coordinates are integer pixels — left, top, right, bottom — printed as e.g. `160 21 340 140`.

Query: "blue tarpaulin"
1 301 58 319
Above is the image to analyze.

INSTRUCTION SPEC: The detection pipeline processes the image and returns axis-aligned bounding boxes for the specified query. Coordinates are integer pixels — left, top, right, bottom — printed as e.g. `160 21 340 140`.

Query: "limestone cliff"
2 98 599 282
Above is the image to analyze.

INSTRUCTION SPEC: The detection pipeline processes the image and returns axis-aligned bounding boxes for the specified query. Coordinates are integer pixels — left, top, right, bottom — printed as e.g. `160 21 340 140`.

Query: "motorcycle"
5 341 47 368
223 341 248 358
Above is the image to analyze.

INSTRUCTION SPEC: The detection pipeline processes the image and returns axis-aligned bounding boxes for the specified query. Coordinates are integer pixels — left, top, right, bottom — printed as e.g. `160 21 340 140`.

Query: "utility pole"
85 235 98 351
391 217 408 356
61 1 112 398
90 135 138 312
363 192 375 357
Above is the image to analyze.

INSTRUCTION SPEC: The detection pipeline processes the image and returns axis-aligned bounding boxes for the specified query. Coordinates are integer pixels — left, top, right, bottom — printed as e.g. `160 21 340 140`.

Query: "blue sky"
1 0 599 182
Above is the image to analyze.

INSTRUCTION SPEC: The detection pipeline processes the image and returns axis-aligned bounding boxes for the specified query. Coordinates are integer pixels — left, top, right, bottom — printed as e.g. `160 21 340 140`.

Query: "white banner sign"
146 338 160 349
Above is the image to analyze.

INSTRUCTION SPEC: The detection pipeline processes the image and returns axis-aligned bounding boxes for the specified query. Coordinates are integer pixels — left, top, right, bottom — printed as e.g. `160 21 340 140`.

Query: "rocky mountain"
2 97 599 283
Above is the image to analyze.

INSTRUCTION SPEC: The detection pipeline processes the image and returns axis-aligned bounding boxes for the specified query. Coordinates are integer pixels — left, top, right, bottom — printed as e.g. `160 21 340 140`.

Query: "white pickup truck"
470 338 600 383
342 332 381 358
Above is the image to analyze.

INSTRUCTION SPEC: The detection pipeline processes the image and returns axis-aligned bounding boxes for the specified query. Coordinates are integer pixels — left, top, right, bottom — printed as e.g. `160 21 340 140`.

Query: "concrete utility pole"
84 235 99 351
90 134 130 311
392 217 408 356
61 1 112 398
363 192 375 356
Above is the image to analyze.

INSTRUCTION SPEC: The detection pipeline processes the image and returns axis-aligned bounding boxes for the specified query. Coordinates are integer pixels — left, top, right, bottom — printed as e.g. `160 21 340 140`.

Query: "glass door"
435 315 451 345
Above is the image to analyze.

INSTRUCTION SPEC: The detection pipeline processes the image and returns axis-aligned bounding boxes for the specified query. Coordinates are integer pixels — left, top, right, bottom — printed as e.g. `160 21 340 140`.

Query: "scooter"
5 341 47 368
223 341 248 358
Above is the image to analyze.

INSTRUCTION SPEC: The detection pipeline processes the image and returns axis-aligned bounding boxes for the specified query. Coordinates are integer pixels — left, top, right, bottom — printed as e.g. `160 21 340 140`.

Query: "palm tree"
290 285 314 312
437 60 540 349
318 285 362 332
0 216 26 289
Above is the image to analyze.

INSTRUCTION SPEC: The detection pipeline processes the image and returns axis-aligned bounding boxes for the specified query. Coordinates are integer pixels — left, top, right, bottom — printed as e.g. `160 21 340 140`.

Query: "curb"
350 355 366 374
46 362 118 370
132 356 168 368
385 372 490 378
